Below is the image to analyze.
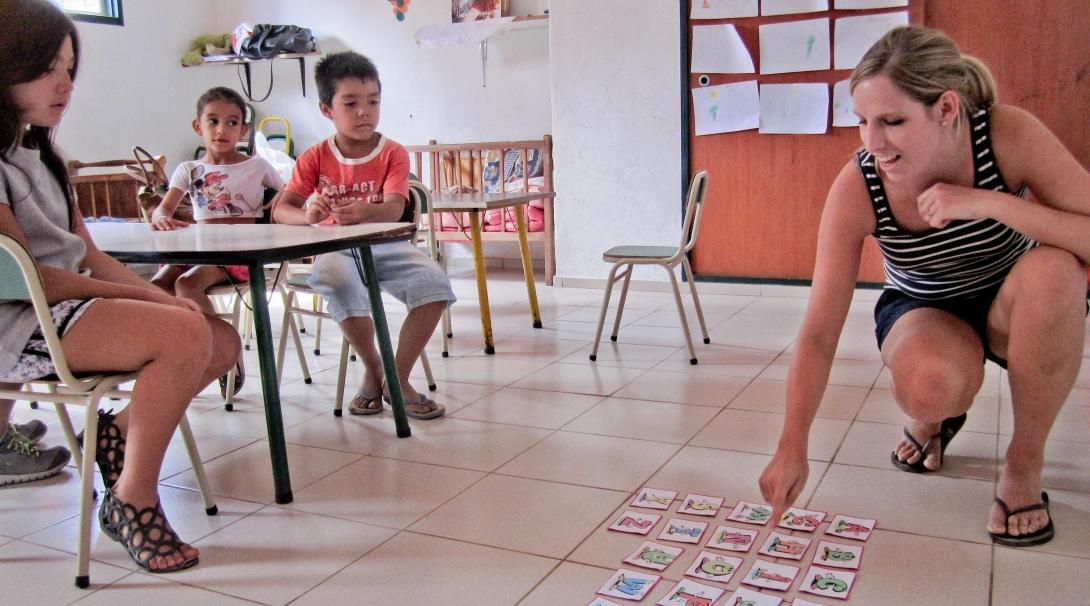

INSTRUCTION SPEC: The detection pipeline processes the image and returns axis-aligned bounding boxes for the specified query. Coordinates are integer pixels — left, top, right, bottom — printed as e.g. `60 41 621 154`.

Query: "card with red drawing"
623 541 684 571
799 566 856 601
741 558 800 592
824 514 876 542
705 524 759 552
683 550 742 584
725 500 774 525
597 569 660 602
813 540 863 570
757 531 813 561
588 599 623 606
777 507 826 532
655 579 725 606
657 519 709 544
677 493 724 517
630 487 677 510
608 510 662 536
725 586 784 606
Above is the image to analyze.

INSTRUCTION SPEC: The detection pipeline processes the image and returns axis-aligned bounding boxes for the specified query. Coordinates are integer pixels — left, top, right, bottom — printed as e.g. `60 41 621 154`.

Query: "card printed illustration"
725 586 784 606
631 487 678 510
741 558 800 592
656 579 726 606
778 507 826 532
800 566 856 601
791 598 830 606
813 540 862 570
623 541 684 571
684 550 742 583
706 524 759 552
598 569 661 601
588 599 623 606
658 519 709 544
726 500 773 525
608 510 662 536
825 514 876 541
678 493 724 517
758 531 812 561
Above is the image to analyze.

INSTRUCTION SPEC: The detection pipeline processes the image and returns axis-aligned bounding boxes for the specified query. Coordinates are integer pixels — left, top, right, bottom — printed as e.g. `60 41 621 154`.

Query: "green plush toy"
180 33 232 67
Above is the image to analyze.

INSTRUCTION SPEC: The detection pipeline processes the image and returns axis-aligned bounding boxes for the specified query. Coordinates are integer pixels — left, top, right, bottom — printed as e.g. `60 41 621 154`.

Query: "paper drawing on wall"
452 0 502 23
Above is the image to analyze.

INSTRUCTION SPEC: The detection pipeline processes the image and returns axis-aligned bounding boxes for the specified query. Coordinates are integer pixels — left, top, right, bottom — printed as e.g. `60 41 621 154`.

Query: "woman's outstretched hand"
759 445 809 524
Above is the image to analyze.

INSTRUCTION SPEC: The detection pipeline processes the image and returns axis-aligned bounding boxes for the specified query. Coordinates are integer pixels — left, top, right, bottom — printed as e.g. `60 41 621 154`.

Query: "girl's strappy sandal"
98 488 199 573
76 409 126 489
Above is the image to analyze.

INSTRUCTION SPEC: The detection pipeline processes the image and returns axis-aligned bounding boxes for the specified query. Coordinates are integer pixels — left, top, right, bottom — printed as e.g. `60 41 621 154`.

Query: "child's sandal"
98 488 199 573
76 409 126 489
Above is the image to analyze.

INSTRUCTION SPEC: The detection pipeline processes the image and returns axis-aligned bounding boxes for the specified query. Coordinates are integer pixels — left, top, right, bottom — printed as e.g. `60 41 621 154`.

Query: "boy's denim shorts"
308 241 456 322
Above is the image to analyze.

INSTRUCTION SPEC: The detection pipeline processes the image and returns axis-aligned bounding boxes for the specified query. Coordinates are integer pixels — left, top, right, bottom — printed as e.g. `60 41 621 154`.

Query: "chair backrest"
68 153 170 221
678 170 708 255
408 179 438 259
0 233 87 388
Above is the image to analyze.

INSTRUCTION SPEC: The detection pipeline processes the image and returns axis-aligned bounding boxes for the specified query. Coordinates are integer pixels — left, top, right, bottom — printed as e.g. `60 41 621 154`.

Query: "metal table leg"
248 262 293 504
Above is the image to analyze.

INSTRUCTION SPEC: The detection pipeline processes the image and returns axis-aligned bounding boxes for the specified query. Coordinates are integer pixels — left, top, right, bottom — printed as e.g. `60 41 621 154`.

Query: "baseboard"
446 256 546 270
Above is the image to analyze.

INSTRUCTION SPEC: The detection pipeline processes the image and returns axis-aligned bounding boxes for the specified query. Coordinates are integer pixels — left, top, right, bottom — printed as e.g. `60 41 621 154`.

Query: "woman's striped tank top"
856 108 1036 300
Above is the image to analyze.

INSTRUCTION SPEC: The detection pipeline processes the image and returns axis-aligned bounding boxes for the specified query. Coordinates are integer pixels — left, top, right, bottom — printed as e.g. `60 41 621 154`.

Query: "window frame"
58 0 124 26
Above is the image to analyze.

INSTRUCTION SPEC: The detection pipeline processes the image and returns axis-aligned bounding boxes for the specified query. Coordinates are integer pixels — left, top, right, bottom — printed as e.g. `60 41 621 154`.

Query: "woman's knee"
1011 247 1086 298
892 360 980 420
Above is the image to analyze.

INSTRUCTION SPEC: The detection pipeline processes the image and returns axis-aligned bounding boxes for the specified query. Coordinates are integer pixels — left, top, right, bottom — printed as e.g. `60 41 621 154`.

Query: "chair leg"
241 292 254 350
682 257 710 344
665 264 698 364
333 338 351 416
52 401 81 464
611 265 634 342
176 414 218 515
223 296 243 410
420 350 437 392
312 296 324 355
590 262 624 361
75 402 100 589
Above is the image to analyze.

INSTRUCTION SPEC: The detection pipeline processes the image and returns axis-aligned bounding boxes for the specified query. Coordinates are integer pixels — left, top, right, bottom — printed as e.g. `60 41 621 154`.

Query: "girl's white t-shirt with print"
169 156 284 220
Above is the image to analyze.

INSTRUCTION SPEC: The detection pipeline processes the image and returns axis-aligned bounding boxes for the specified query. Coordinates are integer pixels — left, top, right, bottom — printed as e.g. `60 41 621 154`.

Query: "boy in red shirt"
272 52 454 419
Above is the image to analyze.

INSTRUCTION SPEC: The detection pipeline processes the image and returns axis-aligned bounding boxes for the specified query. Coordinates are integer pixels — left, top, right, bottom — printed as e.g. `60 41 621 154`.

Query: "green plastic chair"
0 233 217 588
589 170 711 364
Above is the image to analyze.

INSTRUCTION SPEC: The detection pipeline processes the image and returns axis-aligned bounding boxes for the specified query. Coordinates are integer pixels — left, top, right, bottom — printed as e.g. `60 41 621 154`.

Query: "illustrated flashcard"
778 507 826 532
678 493 724 517
658 519 709 544
814 540 863 570
588 599 623 606
608 510 662 536
631 488 677 511
656 579 726 606
758 531 813 561
727 500 774 525
800 566 857 601
825 514 876 541
742 558 800 592
598 569 661 602
792 599 830 606
726 586 784 606
706 524 759 552
684 550 742 584
623 541 684 572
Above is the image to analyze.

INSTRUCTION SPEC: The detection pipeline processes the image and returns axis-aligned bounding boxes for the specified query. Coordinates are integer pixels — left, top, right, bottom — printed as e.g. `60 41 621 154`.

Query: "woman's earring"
941 121 949 127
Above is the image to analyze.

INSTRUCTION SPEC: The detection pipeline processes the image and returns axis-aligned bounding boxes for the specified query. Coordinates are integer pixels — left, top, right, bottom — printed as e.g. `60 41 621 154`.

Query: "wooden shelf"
511 14 548 29
182 51 321 101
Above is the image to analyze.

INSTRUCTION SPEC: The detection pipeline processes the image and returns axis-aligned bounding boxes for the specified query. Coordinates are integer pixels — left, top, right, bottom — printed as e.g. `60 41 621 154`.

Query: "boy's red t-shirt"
285 135 410 221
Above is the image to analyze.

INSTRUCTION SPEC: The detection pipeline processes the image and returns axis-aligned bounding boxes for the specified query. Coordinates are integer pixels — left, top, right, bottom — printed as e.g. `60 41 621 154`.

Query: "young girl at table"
0 0 241 572
148 86 283 394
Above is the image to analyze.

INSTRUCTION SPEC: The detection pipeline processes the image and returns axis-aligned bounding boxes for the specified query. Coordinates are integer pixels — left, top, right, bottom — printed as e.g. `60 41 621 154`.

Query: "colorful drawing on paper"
388 0 411 21
684 550 742 584
800 566 857 601
726 500 773 525
825 514 876 541
588 599 623 606
707 525 759 552
657 519 709 544
814 540 863 570
741 558 800 592
452 0 501 23
678 494 724 517
758 531 813 561
631 487 677 510
598 569 660 601
725 586 784 606
778 506 827 532
623 541 684 572
655 579 726 606
608 510 662 536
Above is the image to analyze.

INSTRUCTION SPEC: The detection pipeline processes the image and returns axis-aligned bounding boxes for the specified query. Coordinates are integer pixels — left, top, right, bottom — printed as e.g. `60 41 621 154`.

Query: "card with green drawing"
623 541 684 571
726 500 774 525
683 549 742 583
799 566 856 601
813 540 863 570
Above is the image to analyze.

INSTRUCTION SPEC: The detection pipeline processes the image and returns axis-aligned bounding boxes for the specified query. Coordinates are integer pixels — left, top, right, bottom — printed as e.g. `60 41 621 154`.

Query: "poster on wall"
834 11 909 69
759 83 829 134
692 24 755 73
692 81 760 135
759 17 831 74
832 79 857 127
762 0 828 16
452 0 502 23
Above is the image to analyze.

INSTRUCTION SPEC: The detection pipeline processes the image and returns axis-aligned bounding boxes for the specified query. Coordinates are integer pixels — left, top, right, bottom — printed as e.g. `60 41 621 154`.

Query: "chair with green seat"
0 233 217 589
589 170 710 365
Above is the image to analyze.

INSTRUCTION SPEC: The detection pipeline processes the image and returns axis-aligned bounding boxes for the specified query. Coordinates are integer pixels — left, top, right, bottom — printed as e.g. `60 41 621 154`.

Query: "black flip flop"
990 491 1055 547
891 413 967 473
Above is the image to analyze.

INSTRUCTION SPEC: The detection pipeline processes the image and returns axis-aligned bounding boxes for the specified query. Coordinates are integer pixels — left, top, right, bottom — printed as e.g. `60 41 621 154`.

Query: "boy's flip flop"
348 389 384 415
989 491 1055 547
891 413 967 474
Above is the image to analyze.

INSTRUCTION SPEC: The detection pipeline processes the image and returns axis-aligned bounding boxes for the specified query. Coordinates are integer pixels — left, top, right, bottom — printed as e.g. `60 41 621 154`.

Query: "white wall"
549 0 682 283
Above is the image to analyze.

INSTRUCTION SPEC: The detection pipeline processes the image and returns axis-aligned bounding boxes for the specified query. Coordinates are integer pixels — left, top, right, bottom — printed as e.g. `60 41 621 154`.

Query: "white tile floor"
4 268 1090 605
